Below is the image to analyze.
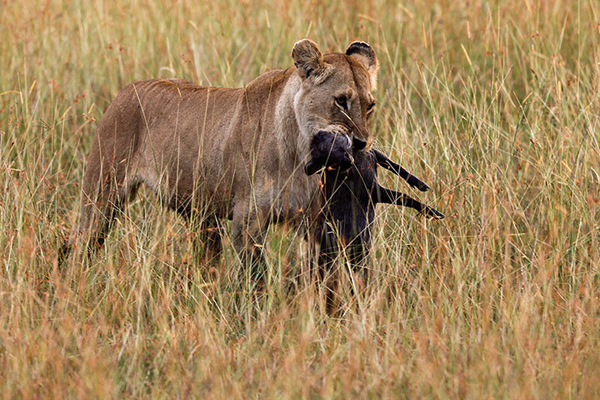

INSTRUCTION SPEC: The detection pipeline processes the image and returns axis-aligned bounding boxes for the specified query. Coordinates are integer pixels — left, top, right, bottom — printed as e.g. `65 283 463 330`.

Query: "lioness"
61 39 380 269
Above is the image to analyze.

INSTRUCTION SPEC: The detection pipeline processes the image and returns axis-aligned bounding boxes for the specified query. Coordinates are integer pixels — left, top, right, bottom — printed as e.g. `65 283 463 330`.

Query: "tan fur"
67 39 379 265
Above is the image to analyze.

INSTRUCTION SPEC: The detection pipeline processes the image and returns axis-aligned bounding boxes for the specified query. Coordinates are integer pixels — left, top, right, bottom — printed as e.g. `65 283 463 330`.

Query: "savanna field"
2 0 600 397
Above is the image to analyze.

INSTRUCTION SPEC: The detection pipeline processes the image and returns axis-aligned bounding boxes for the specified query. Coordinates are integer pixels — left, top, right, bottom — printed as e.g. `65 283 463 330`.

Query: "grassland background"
1 0 600 398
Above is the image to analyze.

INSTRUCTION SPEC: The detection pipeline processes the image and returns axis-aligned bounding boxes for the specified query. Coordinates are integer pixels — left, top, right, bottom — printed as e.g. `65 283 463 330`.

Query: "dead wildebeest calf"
305 130 444 306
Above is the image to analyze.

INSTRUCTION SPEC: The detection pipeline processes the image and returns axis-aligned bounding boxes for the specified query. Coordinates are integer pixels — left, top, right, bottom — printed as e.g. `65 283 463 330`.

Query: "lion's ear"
292 39 325 79
346 41 379 89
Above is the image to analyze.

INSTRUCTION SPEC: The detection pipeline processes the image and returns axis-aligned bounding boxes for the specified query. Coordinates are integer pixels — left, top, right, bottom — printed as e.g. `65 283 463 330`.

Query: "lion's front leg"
189 215 223 266
231 202 269 287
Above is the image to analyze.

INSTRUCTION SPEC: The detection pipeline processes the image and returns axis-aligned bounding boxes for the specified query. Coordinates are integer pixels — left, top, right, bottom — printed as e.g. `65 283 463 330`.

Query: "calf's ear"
346 41 379 89
292 39 325 79
353 137 367 150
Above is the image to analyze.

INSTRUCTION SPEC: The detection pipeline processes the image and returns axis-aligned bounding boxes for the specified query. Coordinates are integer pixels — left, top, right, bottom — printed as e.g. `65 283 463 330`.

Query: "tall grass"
1 0 600 397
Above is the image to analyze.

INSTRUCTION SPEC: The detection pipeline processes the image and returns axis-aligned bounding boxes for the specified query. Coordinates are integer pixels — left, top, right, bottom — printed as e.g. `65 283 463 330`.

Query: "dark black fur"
307 132 444 271
305 130 354 176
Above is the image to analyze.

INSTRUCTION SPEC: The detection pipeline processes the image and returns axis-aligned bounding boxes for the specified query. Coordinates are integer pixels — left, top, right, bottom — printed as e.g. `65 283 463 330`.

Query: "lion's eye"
335 96 348 111
367 101 376 114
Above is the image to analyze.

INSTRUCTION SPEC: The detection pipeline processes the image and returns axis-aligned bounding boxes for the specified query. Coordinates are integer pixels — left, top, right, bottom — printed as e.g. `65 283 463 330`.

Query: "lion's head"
291 39 379 155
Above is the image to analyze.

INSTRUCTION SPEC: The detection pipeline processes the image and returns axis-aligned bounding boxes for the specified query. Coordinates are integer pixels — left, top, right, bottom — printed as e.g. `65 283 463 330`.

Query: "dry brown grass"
1 0 600 397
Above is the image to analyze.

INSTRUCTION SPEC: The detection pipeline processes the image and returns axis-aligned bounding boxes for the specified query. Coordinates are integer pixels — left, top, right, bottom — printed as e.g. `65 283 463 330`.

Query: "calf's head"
304 130 354 176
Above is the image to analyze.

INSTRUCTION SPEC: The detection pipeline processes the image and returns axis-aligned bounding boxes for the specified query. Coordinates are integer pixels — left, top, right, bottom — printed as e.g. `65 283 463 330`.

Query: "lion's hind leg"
60 140 141 265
